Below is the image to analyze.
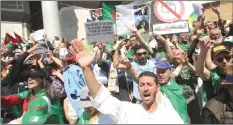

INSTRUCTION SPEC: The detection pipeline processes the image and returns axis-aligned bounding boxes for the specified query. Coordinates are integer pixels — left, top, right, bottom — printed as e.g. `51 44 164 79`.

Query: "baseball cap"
156 60 172 70
22 96 51 124
224 36 233 43
211 44 230 58
78 86 93 108
5 43 14 50
28 69 46 78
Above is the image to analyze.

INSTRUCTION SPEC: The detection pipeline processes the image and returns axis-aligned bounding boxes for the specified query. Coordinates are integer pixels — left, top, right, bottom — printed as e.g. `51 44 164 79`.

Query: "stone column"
41 1 62 41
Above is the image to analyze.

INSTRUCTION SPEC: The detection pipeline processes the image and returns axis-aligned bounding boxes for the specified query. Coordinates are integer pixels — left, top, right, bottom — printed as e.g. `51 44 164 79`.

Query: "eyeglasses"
136 52 147 56
216 55 232 63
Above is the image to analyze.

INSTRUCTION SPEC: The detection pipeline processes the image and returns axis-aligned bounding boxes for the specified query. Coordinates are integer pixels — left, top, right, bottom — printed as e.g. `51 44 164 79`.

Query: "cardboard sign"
203 2 233 22
85 21 114 44
152 20 189 35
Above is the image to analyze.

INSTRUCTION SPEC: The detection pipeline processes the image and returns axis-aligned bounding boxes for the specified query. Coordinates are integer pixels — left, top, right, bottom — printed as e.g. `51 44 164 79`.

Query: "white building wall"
1 21 26 42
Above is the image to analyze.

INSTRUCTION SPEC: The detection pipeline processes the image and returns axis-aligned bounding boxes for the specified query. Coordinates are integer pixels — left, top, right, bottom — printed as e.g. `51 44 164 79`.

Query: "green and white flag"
102 2 116 23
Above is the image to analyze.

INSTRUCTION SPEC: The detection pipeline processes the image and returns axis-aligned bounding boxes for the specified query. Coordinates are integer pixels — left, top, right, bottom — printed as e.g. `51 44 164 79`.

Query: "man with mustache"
124 58 189 123
71 40 184 124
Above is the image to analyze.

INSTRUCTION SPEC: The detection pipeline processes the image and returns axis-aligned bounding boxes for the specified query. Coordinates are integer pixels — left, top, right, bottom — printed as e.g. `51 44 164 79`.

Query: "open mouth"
143 93 151 101
143 93 151 98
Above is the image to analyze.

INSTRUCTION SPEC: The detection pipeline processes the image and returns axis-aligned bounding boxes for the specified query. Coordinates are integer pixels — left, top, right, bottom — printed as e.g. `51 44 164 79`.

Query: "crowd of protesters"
1 6 233 124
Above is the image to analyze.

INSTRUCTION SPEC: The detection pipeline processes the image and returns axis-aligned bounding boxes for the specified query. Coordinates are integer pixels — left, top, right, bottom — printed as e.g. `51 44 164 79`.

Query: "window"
1 1 24 12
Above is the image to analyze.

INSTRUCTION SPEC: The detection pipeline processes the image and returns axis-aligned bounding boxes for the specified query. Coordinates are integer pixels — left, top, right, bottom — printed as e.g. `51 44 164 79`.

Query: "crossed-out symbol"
154 0 185 23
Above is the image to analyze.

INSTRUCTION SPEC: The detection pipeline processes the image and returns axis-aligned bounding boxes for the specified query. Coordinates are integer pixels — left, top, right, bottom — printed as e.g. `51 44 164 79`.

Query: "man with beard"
209 28 223 45
71 39 184 123
178 33 190 52
201 64 233 124
114 44 157 103
195 36 233 100
121 58 189 123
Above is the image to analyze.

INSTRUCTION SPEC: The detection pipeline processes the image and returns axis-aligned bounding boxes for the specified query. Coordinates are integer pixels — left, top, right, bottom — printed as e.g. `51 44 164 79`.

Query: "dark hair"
138 71 158 85
26 78 59 104
133 44 147 53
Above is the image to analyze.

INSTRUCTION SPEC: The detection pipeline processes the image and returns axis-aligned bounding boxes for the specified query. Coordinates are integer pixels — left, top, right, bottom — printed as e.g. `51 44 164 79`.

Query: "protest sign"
203 2 233 22
154 1 193 23
152 20 189 35
30 29 45 42
85 21 114 44
116 2 151 35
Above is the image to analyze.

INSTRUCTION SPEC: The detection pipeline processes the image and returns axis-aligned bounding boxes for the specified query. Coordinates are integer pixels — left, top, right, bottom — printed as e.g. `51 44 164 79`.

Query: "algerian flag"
102 2 116 23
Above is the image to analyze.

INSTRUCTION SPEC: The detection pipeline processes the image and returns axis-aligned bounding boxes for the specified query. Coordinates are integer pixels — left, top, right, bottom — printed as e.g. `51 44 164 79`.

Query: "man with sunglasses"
195 36 233 101
201 64 233 124
129 45 157 103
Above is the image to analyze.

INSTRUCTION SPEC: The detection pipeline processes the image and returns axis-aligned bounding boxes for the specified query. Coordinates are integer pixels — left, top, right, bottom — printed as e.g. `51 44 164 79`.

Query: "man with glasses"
130 45 157 103
195 36 233 101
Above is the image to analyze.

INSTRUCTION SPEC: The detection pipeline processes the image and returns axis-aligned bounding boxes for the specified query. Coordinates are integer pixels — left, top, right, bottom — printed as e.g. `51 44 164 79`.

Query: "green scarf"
160 78 188 123
16 89 64 124
178 42 190 52
78 111 90 124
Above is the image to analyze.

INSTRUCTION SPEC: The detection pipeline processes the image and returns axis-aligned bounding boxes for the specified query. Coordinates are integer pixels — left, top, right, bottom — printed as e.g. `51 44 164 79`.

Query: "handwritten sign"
85 21 114 44
153 20 189 35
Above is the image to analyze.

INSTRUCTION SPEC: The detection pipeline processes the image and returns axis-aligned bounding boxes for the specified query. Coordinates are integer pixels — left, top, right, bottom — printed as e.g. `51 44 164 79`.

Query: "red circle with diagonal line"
154 1 185 23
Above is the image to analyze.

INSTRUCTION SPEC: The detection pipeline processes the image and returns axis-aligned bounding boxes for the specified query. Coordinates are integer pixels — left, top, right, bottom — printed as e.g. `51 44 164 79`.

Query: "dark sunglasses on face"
216 55 232 63
136 52 147 56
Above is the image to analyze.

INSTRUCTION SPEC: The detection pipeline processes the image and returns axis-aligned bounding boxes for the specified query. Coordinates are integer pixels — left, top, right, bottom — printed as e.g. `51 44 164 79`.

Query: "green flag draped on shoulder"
78 111 90 124
102 2 116 23
160 78 189 123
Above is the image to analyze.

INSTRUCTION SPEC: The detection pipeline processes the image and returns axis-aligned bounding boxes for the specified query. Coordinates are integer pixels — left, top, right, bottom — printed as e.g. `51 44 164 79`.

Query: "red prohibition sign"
154 0 185 23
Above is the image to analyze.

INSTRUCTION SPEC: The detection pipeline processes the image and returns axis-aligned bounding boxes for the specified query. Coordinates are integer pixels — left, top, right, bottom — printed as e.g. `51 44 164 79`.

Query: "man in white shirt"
71 40 184 124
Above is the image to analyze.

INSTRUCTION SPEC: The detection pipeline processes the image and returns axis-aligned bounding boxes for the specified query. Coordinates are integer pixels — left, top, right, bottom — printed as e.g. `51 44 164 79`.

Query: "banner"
85 21 114 44
153 20 189 35
116 2 151 35
30 29 45 42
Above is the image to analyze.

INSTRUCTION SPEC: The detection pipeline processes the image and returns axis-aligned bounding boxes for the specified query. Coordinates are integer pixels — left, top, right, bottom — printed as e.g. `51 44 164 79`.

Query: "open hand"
120 57 132 69
52 69 61 76
211 7 220 15
71 40 94 68
199 36 213 52
116 39 126 50
96 41 105 51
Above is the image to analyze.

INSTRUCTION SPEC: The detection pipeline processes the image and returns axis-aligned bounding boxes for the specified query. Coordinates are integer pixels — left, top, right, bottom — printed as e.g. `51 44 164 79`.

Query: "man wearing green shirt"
178 33 190 52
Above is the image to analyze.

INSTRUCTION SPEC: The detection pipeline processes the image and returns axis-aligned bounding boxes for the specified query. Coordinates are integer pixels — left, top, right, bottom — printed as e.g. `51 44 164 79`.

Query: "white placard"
85 21 114 44
153 20 189 35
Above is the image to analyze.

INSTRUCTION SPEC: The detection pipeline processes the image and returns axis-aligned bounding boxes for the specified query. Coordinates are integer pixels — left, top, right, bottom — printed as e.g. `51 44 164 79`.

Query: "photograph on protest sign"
152 20 189 35
134 4 150 33
85 20 114 44
87 8 102 22
115 2 151 35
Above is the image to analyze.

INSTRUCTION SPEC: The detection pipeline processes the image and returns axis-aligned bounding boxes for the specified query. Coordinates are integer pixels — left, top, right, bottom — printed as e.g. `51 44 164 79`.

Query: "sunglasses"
216 55 232 63
136 52 147 56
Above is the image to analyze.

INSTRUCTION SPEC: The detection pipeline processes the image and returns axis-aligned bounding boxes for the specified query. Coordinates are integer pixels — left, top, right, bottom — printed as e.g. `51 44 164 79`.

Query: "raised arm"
211 7 226 36
126 24 153 55
113 40 129 69
195 36 212 80
205 48 217 70
135 31 153 55
156 35 174 60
